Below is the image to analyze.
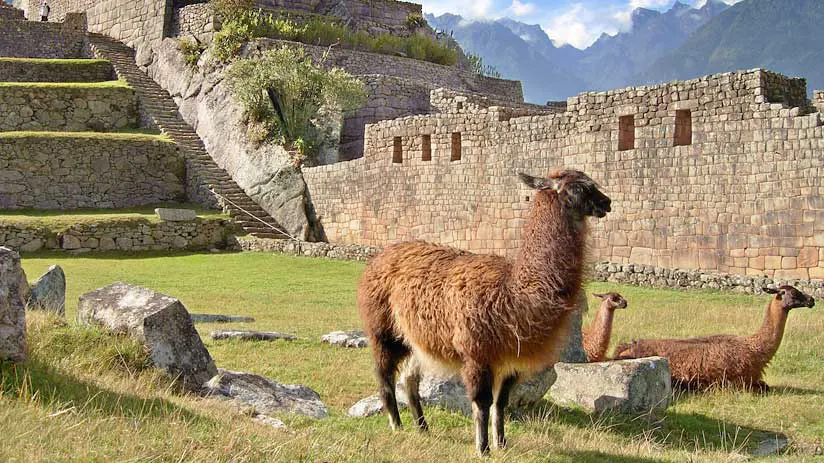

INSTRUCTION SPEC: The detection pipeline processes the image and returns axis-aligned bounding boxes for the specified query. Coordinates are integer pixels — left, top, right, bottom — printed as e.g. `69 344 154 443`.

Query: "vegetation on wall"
210 7 458 66
225 46 366 166
178 38 205 68
466 53 502 79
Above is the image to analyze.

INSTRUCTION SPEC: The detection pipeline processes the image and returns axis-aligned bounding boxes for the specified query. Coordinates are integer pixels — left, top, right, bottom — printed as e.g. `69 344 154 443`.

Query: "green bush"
178 38 204 68
210 0 254 21
226 46 367 164
466 52 502 78
406 13 427 29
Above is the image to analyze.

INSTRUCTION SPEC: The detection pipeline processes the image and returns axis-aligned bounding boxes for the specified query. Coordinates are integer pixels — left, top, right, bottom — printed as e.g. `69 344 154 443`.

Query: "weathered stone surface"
27 265 66 316
348 394 407 418
154 208 197 222
0 247 27 362
253 414 287 429
205 369 328 419
321 330 368 348
549 357 672 415
77 282 217 389
190 313 256 323
211 330 296 341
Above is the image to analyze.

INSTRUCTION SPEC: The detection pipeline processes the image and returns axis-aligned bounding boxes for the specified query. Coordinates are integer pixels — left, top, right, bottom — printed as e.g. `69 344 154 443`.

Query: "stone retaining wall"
172 3 215 38
0 16 86 58
234 235 380 261
303 69 824 279
0 218 234 253
254 0 422 37
0 134 185 209
0 84 137 131
0 58 113 82
0 5 24 20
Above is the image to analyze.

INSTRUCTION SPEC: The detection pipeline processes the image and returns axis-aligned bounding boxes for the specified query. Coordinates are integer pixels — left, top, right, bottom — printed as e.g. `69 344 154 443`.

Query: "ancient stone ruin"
0 247 27 362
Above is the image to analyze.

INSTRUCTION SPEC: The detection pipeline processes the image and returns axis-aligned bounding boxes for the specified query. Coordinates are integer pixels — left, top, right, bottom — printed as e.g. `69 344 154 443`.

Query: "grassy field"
1 252 821 462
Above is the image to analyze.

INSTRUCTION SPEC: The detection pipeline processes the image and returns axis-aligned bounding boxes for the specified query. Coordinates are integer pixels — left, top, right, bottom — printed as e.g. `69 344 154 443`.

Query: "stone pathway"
211 330 296 341
87 34 288 240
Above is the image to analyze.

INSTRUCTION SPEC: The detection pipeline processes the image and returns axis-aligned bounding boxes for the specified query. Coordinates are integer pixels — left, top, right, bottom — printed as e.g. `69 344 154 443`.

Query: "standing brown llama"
358 170 612 455
582 292 628 362
613 285 814 391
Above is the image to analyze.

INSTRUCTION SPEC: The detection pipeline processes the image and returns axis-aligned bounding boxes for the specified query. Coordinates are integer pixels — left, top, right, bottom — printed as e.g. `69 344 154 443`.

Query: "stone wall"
0 133 185 209
0 17 85 58
254 0 423 37
172 3 215 38
0 83 137 131
0 58 113 82
0 218 234 253
815 91 824 114
0 4 23 20
303 69 824 280
233 235 380 261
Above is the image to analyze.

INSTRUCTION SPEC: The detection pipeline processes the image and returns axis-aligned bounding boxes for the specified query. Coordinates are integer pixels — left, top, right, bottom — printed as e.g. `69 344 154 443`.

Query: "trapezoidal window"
618 115 635 151
421 134 432 161
451 132 462 161
674 110 692 146
392 137 402 164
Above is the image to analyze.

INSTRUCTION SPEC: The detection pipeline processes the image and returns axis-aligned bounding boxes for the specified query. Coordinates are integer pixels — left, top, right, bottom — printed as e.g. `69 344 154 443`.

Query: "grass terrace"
0 80 129 89
0 58 112 65
0 252 820 461
0 130 169 141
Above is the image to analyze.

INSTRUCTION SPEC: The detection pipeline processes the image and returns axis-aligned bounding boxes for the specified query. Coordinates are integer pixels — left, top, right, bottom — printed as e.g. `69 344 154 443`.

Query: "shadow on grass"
19 250 240 260
0 358 209 423
557 449 668 463
515 399 784 457
765 385 824 396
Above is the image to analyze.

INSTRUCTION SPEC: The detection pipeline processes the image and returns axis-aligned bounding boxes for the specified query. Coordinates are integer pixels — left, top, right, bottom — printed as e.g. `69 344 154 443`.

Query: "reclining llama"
614 285 814 391
583 292 628 362
358 170 612 455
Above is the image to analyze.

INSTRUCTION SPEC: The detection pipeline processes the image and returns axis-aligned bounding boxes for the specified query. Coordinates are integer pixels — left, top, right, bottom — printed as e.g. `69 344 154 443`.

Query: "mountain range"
428 0 823 104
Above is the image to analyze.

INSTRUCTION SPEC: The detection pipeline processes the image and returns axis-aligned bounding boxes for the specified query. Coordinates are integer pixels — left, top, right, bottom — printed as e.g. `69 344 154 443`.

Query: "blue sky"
420 0 742 49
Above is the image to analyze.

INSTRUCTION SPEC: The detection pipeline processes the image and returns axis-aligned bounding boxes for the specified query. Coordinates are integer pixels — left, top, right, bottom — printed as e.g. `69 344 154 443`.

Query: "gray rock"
348 394 407 418
77 282 218 390
0 247 27 362
27 265 66 316
205 369 328 419
754 434 789 457
253 414 287 429
549 357 672 415
190 313 256 323
154 208 198 222
211 330 296 341
321 330 368 348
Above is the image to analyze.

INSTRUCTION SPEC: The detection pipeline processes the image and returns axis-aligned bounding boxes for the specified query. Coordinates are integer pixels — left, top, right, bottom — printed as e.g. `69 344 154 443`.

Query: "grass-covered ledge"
0 130 170 142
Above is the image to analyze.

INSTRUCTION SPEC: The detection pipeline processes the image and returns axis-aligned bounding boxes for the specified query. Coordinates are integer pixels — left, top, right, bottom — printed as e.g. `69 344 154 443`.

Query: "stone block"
27 264 66 316
204 369 328 419
77 282 217 390
0 247 27 362
320 330 368 348
155 208 197 222
549 357 671 415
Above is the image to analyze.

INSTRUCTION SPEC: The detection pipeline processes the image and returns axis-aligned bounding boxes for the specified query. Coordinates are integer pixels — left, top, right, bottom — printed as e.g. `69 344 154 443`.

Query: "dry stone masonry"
304 69 824 280
0 58 113 82
0 14 86 58
0 83 137 132
0 133 185 209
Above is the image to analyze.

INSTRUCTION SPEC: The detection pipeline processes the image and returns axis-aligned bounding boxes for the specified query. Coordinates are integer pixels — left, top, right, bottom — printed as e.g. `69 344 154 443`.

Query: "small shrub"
406 13 427 29
178 38 204 68
466 52 502 78
210 0 254 22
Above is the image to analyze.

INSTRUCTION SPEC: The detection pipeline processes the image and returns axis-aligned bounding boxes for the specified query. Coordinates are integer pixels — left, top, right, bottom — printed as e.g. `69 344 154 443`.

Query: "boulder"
0 247 27 362
190 313 255 323
77 282 217 390
321 330 368 348
549 357 672 415
205 369 328 419
210 330 296 341
154 208 197 222
27 265 66 316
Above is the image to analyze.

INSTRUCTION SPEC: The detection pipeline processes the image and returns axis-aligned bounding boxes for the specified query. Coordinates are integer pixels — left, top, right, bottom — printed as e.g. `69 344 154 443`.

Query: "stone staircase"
87 34 289 240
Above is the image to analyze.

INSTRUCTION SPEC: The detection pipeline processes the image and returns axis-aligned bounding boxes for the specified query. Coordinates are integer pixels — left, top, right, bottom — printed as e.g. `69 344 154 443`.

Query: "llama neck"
751 299 789 359
509 192 587 304
587 303 615 361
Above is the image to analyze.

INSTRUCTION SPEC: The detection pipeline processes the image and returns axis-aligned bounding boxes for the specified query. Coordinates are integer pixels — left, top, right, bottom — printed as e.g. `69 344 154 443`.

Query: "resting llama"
582 292 628 362
358 170 612 455
614 285 814 391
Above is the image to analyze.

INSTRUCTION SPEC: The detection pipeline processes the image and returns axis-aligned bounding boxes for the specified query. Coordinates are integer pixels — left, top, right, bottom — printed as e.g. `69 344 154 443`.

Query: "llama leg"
402 367 429 431
492 374 518 450
463 363 494 456
373 334 410 430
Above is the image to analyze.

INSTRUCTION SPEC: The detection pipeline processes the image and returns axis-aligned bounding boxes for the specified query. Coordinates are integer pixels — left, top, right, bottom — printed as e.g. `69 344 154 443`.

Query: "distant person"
40 1 49 21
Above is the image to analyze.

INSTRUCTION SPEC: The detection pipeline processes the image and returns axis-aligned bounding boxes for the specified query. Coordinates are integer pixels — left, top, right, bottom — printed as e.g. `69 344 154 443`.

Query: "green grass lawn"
0 130 170 142
0 80 129 89
1 252 821 462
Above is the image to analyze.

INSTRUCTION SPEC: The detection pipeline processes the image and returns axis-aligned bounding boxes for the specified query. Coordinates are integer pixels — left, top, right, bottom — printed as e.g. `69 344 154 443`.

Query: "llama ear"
592 293 606 299
762 287 779 294
518 173 558 191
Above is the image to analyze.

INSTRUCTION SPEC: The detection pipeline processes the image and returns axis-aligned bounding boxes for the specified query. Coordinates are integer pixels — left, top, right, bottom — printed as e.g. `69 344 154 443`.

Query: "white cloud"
423 0 495 18
630 0 671 8
508 0 536 17
542 3 622 49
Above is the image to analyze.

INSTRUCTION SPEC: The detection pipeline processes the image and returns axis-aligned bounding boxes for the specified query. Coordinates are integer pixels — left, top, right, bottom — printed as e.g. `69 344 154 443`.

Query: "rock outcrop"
205 369 328 419
77 282 217 389
549 357 672 415
0 247 27 362
27 264 66 316
210 330 296 341
321 330 368 348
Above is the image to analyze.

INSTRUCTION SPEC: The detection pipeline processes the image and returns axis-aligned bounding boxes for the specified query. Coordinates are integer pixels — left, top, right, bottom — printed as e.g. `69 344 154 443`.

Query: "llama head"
518 170 611 218
762 285 815 311
593 292 628 310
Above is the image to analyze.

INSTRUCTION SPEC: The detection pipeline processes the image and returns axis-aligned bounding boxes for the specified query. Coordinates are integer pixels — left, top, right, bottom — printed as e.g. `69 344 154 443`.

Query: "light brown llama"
358 170 612 455
613 285 814 391
582 292 628 362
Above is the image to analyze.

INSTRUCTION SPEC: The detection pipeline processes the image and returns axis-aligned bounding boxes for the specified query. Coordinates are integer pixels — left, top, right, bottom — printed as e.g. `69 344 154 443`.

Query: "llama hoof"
477 445 491 457
493 438 507 450
417 421 430 432
754 382 771 394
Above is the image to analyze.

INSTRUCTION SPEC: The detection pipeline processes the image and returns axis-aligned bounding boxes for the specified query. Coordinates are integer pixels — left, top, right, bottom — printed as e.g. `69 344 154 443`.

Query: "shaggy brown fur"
613 285 814 391
358 170 611 455
582 292 627 362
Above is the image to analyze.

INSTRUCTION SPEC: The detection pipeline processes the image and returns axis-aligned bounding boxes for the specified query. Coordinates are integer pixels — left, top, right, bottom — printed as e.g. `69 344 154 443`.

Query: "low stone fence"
0 218 235 253
0 58 113 82
0 84 137 132
233 236 380 261
172 3 216 38
593 262 824 299
0 16 86 58
0 133 185 209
